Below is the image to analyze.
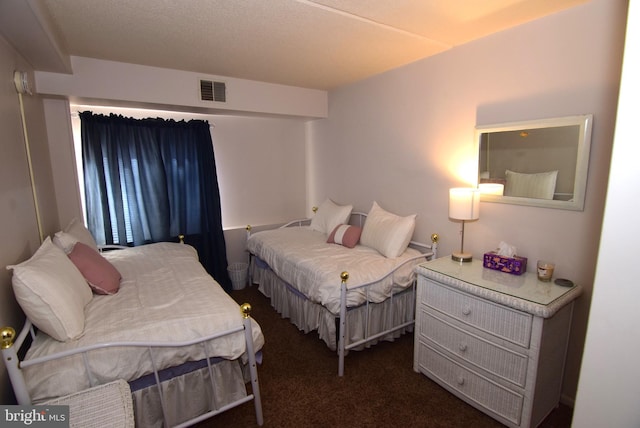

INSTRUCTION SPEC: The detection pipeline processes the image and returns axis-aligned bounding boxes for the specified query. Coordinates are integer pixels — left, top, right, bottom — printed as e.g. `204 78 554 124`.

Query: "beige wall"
0 37 60 403
309 0 627 402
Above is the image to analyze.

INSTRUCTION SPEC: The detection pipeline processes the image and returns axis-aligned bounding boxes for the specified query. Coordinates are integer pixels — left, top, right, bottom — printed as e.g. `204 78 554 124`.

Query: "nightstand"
414 257 582 428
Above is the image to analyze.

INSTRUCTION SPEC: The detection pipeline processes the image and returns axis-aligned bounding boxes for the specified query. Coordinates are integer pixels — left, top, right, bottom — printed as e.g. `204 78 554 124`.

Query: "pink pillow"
327 225 362 249
68 242 122 295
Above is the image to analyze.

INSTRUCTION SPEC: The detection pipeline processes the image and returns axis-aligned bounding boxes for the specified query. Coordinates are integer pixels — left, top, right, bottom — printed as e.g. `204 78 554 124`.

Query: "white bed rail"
1 304 263 427
337 233 438 376
246 211 436 256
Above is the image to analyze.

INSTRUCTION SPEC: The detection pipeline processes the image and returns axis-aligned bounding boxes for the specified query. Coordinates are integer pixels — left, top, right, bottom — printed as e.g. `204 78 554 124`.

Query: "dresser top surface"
417 257 582 317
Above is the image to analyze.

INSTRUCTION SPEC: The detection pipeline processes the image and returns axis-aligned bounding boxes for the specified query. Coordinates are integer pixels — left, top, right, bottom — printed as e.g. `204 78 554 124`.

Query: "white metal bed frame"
1 303 264 427
247 210 439 376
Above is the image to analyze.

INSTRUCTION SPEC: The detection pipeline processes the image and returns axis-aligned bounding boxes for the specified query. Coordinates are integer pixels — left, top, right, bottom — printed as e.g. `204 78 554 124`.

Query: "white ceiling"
3 0 589 90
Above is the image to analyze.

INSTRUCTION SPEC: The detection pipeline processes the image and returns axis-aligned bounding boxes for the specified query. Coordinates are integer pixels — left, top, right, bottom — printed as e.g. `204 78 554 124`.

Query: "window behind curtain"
79 112 232 290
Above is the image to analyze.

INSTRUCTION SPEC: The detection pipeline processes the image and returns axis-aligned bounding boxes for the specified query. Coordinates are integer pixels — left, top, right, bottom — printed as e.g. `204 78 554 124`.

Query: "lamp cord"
18 91 44 244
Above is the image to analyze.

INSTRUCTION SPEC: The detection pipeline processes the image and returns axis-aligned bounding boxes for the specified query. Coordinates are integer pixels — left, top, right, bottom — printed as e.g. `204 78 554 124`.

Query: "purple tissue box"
483 251 528 275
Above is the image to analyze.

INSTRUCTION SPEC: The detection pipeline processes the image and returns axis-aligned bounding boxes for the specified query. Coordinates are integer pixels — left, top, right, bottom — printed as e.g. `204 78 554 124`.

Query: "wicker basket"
228 262 248 290
43 379 134 428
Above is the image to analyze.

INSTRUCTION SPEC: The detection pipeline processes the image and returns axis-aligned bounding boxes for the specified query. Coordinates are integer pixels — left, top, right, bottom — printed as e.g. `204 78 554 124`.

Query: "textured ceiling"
10 0 589 90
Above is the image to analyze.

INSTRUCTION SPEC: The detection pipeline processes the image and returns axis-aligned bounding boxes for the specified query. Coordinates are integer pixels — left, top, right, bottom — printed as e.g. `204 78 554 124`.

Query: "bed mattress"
247 226 425 314
23 242 264 402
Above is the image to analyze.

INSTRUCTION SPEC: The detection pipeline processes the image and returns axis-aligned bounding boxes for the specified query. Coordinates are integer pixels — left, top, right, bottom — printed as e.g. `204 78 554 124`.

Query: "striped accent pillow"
327 224 362 248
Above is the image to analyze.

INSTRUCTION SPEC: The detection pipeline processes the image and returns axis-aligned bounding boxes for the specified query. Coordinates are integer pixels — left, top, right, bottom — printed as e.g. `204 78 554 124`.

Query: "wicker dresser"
414 257 582 428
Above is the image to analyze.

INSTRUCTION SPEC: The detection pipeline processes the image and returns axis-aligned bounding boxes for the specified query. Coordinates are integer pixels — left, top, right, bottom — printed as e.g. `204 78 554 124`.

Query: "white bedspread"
24 242 264 402
247 226 426 314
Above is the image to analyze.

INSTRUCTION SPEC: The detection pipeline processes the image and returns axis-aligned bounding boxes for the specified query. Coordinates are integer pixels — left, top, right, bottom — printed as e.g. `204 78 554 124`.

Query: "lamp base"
451 251 473 263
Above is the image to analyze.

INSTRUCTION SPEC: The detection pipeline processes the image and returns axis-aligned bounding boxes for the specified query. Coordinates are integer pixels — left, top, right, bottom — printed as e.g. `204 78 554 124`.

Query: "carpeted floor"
199 285 573 427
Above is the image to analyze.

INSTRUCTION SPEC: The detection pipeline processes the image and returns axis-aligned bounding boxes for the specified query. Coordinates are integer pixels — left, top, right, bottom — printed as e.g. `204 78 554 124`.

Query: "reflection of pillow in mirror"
504 170 558 199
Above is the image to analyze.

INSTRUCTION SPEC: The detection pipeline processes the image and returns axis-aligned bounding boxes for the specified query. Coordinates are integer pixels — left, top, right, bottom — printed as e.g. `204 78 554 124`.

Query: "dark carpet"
199 285 572 427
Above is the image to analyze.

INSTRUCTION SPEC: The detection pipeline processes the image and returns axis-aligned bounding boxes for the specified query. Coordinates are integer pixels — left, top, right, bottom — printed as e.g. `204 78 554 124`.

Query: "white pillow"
360 202 416 258
309 199 353 235
504 169 558 200
7 237 92 341
53 218 99 254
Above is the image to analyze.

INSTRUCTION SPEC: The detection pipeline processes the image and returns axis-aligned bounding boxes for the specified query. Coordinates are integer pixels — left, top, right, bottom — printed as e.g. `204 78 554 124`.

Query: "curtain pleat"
80 112 232 290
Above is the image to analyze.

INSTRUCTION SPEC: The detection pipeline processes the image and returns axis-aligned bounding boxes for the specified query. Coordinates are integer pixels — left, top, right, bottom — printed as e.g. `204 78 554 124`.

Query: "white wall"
309 0 628 402
36 56 328 119
572 1 640 425
211 115 307 229
43 98 83 225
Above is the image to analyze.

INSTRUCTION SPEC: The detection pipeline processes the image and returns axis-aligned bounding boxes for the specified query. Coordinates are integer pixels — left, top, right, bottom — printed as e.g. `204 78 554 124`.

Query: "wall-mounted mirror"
476 114 593 211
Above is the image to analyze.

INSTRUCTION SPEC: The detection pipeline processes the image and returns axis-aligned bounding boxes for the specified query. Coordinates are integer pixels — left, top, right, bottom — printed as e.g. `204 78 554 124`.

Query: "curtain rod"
70 110 216 128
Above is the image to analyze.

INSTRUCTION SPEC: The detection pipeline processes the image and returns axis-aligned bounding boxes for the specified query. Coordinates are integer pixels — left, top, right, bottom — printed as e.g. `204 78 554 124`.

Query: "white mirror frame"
476 114 593 211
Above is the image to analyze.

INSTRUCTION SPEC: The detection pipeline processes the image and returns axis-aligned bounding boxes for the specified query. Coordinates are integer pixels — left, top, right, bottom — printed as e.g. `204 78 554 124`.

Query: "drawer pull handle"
457 376 465 386
462 307 471 316
458 343 468 352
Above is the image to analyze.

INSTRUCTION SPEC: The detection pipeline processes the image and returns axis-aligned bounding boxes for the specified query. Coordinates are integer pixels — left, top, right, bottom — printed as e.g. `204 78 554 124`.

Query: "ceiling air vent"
200 79 226 102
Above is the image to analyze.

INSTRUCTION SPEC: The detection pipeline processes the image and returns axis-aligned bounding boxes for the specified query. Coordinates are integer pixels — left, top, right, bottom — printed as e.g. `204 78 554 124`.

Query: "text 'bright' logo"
2 406 68 426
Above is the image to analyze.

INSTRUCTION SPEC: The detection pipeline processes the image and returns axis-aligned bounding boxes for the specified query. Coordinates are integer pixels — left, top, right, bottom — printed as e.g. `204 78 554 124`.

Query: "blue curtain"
80 112 232 291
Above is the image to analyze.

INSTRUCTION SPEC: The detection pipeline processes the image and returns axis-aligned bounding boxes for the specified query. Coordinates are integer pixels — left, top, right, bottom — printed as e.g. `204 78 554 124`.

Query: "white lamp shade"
449 188 480 220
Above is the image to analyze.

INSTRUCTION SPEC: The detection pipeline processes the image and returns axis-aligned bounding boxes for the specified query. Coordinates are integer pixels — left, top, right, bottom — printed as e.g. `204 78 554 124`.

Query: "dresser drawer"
419 309 528 387
421 279 533 347
417 341 524 426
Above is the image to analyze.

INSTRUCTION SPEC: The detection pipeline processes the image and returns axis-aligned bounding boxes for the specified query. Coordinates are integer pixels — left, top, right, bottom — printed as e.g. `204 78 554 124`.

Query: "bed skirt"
251 259 415 352
130 358 250 427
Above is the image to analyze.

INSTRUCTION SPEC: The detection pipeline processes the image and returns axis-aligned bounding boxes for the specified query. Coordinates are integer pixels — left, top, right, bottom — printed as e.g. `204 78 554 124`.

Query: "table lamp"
449 188 480 262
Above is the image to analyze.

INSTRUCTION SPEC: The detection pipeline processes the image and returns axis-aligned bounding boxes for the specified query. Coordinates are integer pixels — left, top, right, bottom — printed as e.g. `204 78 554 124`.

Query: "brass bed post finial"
1 327 16 349
430 233 439 259
240 303 252 319
340 271 349 283
178 234 184 244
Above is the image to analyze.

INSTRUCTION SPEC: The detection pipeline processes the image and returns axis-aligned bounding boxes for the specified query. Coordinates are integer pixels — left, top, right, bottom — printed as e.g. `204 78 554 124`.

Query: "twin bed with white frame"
2 219 264 427
247 200 438 376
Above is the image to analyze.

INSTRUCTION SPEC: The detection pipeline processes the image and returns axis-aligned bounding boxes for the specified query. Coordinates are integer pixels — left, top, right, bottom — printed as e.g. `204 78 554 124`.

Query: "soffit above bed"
2 0 590 90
